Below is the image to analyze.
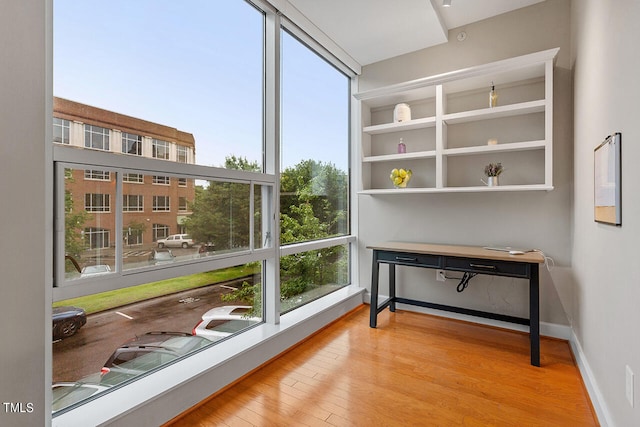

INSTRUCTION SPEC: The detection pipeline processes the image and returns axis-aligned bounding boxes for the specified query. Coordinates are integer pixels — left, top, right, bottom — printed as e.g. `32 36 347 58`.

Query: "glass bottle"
397 138 406 154
489 81 498 108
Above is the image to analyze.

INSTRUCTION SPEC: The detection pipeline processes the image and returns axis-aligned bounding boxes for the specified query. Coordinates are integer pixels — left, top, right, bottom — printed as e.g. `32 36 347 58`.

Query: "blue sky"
53 0 349 172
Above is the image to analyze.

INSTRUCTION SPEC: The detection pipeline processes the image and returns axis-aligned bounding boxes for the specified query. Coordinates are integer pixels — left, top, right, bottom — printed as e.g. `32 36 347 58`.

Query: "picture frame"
594 132 622 225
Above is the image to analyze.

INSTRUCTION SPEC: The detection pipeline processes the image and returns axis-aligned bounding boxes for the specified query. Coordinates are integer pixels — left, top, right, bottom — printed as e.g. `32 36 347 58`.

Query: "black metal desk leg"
530 264 540 366
370 251 380 328
389 263 396 312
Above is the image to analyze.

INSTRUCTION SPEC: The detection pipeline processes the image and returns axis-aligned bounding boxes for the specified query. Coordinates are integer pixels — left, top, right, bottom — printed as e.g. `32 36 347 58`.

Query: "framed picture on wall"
594 132 621 226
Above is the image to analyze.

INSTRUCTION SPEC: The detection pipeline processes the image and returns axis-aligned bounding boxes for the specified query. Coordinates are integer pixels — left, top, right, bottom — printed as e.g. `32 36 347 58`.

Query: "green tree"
223 159 348 309
183 156 259 250
64 169 90 272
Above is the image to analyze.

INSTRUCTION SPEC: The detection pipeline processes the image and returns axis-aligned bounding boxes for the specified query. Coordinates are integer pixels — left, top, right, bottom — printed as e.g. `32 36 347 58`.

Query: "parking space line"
115 311 134 320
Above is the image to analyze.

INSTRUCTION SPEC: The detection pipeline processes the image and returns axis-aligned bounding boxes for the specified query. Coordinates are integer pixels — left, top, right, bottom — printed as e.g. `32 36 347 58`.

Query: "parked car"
80 264 112 278
52 306 87 340
192 306 261 342
198 243 216 257
52 379 110 413
149 248 175 265
100 332 211 385
157 234 194 249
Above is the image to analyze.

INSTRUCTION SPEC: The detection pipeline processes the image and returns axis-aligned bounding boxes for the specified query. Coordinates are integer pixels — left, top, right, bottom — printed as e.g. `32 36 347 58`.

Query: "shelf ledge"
358 184 553 195
363 150 437 163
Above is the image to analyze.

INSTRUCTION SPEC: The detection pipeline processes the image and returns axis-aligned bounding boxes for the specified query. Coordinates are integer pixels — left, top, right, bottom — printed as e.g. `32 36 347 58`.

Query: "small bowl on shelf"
390 168 412 188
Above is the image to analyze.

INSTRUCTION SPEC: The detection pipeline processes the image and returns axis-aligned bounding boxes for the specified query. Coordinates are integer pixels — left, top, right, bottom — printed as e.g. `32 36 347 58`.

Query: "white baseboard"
569 331 613 427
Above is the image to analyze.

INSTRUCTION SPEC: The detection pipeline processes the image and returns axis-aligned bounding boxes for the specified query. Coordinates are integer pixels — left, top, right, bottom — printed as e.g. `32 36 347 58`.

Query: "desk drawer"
443 257 529 278
377 251 441 268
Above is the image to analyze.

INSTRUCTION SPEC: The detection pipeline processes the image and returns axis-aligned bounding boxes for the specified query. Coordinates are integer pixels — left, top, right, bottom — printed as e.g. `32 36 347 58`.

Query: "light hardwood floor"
166 305 598 426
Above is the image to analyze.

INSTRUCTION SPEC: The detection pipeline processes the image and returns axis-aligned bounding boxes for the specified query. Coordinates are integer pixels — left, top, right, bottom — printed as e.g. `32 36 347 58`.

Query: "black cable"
456 272 477 292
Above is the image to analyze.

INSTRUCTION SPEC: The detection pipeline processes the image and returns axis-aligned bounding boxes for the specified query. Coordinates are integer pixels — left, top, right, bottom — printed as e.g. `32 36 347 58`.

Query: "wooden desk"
368 242 545 366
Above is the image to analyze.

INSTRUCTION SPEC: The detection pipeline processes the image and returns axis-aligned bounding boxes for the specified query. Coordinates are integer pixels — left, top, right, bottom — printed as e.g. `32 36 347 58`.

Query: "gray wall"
0 0 51 426
358 0 573 327
572 0 640 425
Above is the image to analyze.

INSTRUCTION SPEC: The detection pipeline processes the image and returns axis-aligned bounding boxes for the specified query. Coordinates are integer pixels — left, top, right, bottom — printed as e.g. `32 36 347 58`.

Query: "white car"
157 234 194 249
52 380 110 413
192 306 261 342
80 264 112 278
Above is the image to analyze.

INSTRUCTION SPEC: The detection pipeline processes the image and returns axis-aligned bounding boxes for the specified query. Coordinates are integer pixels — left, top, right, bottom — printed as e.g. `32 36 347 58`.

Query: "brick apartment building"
53 97 196 252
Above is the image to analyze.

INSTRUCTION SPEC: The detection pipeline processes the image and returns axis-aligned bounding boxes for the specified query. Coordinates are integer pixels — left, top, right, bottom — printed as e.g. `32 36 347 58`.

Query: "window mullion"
263 9 281 325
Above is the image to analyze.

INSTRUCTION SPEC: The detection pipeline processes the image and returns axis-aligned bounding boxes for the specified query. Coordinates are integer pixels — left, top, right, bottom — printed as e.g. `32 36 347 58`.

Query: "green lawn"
53 264 259 314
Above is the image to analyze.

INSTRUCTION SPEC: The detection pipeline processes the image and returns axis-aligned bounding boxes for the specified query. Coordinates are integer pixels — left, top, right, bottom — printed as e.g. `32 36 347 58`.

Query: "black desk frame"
370 248 540 366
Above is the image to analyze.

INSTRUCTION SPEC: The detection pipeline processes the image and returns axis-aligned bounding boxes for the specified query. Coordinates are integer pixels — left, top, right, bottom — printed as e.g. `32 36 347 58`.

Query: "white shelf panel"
443 100 545 125
354 48 559 105
443 140 546 157
363 116 436 134
363 150 437 163
359 184 553 195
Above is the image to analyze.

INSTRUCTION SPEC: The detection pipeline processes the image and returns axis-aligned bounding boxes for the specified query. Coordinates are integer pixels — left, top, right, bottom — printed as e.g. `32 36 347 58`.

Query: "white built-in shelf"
358 184 554 195
355 48 559 194
443 99 545 125
443 140 546 157
363 150 436 163
363 117 436 134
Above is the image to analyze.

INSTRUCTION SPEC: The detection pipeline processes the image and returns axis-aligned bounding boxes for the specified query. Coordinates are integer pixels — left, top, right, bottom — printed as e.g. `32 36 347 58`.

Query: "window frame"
123 194 143 212
53 117 70 144
50 1 360 422
84 124 110 151
122 132 143 156
53 144 277 300
152 138 170 160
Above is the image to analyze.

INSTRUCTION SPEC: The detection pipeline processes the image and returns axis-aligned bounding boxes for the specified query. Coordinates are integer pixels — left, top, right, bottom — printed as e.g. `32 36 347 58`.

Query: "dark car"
100 332 211 385
52 306 87 340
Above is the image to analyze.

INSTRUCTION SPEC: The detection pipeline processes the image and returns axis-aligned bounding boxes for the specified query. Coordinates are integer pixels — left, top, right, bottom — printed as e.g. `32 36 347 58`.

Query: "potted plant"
483 162 503 186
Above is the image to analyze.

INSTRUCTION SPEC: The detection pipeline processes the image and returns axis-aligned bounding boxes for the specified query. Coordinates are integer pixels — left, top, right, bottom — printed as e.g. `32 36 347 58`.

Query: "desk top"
367 241 545 264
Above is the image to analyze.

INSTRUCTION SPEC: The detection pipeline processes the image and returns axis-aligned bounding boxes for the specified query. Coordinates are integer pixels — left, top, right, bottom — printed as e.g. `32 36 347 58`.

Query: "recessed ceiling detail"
287 0 546 65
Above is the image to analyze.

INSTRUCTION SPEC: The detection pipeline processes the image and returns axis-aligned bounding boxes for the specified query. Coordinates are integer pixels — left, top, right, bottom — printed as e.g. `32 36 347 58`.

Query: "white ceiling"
287 0 546 65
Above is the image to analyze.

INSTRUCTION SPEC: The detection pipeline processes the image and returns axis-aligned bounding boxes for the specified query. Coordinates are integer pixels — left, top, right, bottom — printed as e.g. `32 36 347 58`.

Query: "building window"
84 227 110 250
84 193 111 212
84 124 110 151
84 169 110 181
152 224 170 242
122 132 142 156
123 173 144 183
153 175 170 185
178 197 188 212
53 117 70 144
177 146 188 163
152 139 170 160
153 196 170 212
178 178 187 187
123 195 143 212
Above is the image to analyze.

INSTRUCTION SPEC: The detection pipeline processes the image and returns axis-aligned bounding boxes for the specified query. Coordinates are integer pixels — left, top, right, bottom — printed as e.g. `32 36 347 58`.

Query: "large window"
84 124 110 151
52 0 352 418
84 193 110 212
277 30 350 312
53 118 70 144
152 139 170 160
122 132 142 156
123 195 143 212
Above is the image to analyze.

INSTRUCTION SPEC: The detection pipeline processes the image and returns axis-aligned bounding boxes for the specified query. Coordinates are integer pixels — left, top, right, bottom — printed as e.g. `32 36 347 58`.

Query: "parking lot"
52 279 248 383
